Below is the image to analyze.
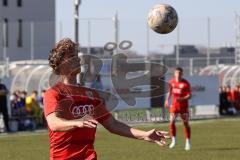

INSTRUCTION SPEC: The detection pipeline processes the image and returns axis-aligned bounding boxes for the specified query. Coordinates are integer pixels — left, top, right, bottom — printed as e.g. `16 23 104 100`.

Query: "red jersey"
229 89 238 102
168 78 191 113
44 82 110 160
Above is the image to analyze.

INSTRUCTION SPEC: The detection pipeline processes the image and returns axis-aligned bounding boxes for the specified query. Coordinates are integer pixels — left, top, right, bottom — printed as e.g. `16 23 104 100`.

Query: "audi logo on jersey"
70 104 94 118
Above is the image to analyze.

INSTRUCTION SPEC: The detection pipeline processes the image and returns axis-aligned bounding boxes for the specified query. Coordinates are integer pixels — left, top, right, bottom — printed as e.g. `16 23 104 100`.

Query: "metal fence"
162 57 236 75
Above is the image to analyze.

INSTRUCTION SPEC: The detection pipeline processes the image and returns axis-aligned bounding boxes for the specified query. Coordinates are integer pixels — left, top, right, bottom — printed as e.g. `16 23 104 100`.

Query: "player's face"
32 93 38 100
59 49 81 75
174 70 182 80
223 87 227 92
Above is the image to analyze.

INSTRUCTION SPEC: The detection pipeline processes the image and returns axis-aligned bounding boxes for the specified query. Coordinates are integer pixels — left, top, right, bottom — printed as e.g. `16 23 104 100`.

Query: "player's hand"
74 117 98 128
144 129 170 147
164 101 169 108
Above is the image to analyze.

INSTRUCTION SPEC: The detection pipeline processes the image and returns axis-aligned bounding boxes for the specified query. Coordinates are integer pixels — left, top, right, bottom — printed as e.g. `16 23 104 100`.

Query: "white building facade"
0 0 55 61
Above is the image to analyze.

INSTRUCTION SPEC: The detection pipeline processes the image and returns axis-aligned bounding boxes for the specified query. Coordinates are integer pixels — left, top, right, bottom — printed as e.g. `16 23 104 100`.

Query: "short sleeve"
43 89 59 117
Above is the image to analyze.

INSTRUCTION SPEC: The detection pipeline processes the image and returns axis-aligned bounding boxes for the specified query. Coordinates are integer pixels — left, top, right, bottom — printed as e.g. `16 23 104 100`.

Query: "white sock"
169 137 176 148
185 138 191 150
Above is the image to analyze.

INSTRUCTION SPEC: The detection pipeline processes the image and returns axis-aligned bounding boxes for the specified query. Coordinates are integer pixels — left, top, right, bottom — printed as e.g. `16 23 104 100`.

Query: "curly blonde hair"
48 38 78 74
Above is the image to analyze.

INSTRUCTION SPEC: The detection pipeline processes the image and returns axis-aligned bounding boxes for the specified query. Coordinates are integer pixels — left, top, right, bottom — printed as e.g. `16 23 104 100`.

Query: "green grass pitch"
0 118 239 160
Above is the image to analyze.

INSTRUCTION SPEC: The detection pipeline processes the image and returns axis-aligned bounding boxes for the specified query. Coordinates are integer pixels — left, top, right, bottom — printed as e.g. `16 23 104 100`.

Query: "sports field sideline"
0 117 239 160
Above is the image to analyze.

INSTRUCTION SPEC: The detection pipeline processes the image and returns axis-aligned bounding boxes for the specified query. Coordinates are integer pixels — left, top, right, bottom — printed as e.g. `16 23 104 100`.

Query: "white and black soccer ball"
147 4 178 34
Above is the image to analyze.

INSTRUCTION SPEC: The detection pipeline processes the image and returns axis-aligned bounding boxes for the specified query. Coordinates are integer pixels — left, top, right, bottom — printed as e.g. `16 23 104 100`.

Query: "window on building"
3 18 9 48
17 0 22 7
3 0 8 6
17 19 23 47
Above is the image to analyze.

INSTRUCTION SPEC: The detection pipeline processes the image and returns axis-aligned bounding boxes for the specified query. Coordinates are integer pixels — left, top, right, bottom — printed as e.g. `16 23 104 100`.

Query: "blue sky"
56 0 240 55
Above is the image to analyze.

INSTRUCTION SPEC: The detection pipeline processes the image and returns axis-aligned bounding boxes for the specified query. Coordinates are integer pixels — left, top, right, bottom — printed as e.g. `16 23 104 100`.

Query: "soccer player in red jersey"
44 38 169 160
164 67 191 150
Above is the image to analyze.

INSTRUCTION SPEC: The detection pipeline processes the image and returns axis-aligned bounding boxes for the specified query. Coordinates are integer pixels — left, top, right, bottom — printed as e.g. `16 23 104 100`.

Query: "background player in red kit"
164 67 191 151
44 38 169 160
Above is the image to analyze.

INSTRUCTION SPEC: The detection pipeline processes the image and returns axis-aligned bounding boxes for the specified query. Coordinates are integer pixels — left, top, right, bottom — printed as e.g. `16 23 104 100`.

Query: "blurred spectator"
237 86 240 111
234 85 240 112
228 86 237 115
223 86 237 115
25 90 42 128
219 86 227 115
10 90 34 131
10 92 19 117
231 86 238 110
19 91 27 115
38 90 46 109
0 80 10 132
18 91 31 130
219 86 239 115
39 90 47 127
9 89 49 131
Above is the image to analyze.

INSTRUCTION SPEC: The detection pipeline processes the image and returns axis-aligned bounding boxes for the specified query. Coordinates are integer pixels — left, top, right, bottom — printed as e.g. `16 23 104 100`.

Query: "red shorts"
170 106 189 114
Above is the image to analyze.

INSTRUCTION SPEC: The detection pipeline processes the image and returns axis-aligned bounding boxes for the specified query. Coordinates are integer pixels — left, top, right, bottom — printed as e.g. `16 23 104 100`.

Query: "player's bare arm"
101 115 169 146
164 86 172 108
46 112 98 132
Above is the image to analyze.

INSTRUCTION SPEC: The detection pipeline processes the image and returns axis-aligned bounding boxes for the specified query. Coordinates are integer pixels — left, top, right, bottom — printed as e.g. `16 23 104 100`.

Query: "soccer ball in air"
147 4 178 34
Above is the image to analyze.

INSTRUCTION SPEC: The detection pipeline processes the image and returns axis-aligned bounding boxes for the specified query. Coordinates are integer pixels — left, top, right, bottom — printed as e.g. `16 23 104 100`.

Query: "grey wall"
0 0 55 61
